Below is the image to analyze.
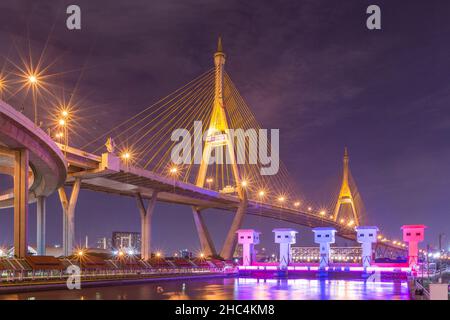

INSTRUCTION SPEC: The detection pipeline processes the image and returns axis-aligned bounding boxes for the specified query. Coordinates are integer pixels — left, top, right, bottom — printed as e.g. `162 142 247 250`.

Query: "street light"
121 152 131 160
206 177 213 189
0 77 5 98
28 74 38 85
294 201 300 208
23 70 43 125
169 166 179 192
55 132 64 142
169 166 178 175
56 110 70 154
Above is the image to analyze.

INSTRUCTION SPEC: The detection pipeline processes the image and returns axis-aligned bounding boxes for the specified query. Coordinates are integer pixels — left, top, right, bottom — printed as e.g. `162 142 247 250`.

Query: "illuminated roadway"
0 100 67 207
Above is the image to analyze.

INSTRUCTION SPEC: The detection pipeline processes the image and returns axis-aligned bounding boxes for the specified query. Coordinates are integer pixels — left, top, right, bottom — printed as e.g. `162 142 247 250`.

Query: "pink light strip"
237 265 412 273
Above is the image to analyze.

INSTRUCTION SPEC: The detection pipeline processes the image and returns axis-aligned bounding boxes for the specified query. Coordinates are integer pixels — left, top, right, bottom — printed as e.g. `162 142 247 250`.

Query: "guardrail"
414 279 430 299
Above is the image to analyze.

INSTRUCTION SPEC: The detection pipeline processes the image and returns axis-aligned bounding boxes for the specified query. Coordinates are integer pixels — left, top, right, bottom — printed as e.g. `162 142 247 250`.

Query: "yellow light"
258 190 265 198
329 215 333 219
393 241 397 245
121 152 131 160
307 207 312 211
58 119 66 126
278 196 285 202
200 253 205 258
377 235 383 240
241 180 248 187
28 74 38 84
55 132 63 138
77 250 83 256
169 166 178 174
118 251 124 257
340 218 345 224
156 252 162 257
319 210 326 216
206 177 213 184
61 110 69 118
348 220 354 226
294 201 300 207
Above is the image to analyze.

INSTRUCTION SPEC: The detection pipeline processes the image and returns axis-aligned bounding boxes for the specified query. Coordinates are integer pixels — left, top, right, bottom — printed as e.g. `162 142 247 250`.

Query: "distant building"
291 246 362 263
45 245 63 257
112 231 141 252
97 237 112 250
233 244 269 262
179 249 193 259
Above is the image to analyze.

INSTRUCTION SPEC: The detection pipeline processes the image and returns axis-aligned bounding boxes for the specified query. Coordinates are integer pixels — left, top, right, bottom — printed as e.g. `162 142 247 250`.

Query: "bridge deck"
59 144 411 258
0 101 67 207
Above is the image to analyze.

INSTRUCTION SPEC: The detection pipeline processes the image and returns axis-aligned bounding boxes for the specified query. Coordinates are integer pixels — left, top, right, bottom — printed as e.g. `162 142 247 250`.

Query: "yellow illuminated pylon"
333 147 360 226
195 37 243 198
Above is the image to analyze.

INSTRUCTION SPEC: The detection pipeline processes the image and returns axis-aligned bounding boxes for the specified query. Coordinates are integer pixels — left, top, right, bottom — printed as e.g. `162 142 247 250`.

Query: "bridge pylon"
136 191 158 260
193 38 247 259
58 178 81 256
333 147 360 226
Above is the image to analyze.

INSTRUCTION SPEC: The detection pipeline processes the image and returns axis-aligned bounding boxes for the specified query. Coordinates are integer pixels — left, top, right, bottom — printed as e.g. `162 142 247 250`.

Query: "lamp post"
57 109 69 155
206 177 213 190
258 190 265 215
277 196 285 212
169 166 178 192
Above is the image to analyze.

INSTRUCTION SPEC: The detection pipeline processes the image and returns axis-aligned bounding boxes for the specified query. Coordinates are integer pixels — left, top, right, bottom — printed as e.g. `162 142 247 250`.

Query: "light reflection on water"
0 277 410 300
234 278 410 300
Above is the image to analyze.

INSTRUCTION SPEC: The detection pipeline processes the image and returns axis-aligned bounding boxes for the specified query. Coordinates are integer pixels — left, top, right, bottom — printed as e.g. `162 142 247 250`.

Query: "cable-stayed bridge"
0 38 406 260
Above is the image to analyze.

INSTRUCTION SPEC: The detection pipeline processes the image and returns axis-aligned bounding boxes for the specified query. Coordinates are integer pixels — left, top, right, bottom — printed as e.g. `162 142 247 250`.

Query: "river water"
0 277 410 300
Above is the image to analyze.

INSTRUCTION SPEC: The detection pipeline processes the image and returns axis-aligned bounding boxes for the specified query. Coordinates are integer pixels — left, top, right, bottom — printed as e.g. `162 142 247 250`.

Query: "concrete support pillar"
237 229 260 266
192 207 217 257
36 196 46 255
14 149 29 258
402 225 426 271
58 178 81 256
220 198 248 259
273 228 298 270
312 227 336 270
136 191 157 260
319 243 331 269
355 226 379 268
361 242 372 268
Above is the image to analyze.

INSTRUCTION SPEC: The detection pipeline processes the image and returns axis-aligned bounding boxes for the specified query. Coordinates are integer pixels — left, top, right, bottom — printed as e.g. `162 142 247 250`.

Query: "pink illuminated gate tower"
401 225 426 271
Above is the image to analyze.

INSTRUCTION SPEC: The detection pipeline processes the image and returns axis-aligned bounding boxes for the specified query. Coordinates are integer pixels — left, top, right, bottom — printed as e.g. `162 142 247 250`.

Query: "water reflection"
234 278 409 300
0 277 410 300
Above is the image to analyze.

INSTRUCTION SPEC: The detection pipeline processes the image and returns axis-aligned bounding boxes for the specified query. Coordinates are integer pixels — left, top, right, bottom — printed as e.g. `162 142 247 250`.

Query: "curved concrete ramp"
0 100 67 208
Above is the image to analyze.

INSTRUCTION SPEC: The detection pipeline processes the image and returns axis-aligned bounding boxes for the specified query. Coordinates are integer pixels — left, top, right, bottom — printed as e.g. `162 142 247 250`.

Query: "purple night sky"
0 0 449 254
